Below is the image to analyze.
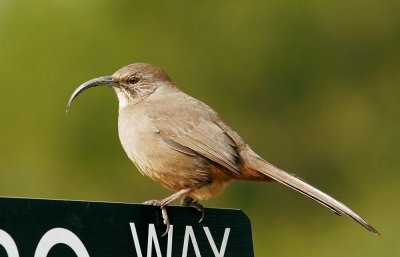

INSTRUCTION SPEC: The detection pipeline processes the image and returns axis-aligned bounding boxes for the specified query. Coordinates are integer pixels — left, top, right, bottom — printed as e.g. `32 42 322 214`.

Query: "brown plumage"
67 63 379 235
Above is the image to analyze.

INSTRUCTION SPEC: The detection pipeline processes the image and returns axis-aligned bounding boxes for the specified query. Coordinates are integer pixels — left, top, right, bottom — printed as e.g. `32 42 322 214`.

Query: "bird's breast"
117 107 156 171
117 106 213 191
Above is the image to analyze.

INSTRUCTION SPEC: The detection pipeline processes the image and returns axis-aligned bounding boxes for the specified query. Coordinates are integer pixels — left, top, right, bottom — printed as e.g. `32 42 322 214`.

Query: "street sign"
0 197 254 257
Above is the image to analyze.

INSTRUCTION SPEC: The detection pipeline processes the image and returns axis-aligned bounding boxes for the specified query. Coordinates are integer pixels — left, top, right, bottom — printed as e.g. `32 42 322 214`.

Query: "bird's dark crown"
112 63 172 84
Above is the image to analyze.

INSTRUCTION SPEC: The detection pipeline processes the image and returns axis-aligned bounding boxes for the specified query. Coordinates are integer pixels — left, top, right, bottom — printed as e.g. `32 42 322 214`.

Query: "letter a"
182 226 201 257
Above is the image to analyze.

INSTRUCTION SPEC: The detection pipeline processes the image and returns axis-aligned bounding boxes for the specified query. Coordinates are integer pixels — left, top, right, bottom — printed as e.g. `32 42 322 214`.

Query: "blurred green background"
0 0 399 256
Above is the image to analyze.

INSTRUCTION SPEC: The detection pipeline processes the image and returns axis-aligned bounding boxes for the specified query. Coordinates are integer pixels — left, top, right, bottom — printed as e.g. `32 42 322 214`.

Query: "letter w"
130 223 173 257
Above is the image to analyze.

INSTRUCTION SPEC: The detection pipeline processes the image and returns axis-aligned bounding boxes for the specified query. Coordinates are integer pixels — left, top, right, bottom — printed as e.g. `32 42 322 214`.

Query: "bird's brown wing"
149 94 241 175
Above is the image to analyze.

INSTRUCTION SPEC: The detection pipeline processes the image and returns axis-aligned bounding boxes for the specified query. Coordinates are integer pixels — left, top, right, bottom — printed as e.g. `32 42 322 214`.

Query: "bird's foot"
180 196 205 223
143 200 170 237
143 199 162 206
142 189 193 237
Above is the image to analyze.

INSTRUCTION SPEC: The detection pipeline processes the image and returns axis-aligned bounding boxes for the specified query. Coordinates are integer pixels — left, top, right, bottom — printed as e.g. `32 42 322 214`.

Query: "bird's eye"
128 76 141 85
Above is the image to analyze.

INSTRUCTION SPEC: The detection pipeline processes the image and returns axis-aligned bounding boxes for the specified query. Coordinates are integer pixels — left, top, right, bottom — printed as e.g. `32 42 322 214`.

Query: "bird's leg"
143 188 192 236
180 196 205 223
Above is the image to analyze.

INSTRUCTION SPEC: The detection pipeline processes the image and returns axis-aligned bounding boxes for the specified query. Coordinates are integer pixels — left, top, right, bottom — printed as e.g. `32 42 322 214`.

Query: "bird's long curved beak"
66 76 118 113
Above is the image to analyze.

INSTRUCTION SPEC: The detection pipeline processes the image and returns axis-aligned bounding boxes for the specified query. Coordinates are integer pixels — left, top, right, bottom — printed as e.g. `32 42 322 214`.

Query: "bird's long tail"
242 149 379 235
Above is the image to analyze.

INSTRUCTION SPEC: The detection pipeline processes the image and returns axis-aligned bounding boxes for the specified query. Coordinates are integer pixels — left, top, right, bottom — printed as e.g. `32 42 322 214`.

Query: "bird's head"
66 63 173 112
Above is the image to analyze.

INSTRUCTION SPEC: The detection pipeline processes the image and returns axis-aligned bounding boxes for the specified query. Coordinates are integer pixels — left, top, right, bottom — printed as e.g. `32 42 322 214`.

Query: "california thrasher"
66 63 379 235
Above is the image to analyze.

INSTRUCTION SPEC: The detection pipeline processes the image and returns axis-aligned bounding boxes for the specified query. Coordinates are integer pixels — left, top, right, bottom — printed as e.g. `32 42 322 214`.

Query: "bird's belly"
118 114 212 191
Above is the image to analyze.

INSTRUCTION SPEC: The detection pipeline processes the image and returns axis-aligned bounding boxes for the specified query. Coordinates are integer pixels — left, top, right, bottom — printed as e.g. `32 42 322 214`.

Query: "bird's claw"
160 207 170 236
143 199 161 206
180 196 205 223
143 200 170 237
191 201 205 223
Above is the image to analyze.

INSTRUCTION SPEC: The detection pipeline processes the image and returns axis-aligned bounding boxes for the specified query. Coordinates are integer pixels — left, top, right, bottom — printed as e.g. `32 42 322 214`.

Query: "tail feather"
246 153 379 235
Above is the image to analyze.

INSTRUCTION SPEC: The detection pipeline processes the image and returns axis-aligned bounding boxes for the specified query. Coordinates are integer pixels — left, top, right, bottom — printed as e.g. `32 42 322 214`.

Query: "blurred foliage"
0 0 399 256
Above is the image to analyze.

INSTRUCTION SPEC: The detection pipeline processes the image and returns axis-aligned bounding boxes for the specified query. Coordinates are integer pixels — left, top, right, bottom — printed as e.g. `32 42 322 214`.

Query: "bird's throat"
114 88 131 108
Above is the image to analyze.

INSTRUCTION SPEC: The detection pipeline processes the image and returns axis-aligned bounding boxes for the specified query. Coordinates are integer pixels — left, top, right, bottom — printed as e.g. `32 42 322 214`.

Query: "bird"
66 63 379 236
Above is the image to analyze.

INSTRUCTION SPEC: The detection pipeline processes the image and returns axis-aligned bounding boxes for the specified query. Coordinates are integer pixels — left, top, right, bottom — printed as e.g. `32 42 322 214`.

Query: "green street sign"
0 197 254 257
